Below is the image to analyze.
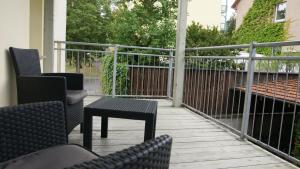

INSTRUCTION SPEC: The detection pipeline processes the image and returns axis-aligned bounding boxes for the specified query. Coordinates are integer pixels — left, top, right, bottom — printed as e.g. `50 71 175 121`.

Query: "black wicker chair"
0 102 172 169
9 47 87 133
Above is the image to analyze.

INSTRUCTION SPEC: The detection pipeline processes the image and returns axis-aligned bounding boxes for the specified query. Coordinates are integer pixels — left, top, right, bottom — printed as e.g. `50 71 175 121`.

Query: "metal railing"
54 41 175 98
54 40 300 166
184 41 300 166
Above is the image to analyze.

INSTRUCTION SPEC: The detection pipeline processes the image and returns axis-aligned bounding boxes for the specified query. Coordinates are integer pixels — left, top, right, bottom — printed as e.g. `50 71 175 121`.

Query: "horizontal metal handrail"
186 44 251 51
55 41 115 47
254 40 300 48
55 41 173 51
55 40 300 52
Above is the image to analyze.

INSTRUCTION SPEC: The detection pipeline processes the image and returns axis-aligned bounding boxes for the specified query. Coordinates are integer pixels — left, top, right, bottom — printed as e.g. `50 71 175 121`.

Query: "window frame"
274 2 287 23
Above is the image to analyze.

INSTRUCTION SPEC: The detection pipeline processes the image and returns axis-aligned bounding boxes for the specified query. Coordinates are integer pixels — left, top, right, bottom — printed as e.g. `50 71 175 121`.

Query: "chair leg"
80 122 84 133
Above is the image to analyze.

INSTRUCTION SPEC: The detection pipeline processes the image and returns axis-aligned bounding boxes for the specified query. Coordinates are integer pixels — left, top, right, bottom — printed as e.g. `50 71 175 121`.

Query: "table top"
85 97 157 116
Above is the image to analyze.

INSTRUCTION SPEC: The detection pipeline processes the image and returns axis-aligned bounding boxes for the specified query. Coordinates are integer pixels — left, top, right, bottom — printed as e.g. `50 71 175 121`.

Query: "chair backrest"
9 47 42 77
0 101 67 162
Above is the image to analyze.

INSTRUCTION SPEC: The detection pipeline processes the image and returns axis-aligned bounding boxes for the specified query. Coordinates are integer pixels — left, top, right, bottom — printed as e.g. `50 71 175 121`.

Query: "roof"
237 79 300 104
231 0 241 9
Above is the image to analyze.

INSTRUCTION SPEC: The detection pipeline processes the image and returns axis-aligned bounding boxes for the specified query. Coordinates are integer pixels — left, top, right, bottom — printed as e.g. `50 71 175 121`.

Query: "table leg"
101 116 108 138
83 112 93 150
144 116 155 141
152 112 157 138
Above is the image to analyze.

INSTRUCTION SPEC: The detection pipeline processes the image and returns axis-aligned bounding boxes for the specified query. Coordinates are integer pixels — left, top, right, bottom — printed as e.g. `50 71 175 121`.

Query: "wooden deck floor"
69 97 299 169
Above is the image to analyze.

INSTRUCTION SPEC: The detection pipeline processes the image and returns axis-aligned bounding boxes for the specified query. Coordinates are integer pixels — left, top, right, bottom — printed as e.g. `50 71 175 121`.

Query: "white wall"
187 0 222 27
0 0 30 106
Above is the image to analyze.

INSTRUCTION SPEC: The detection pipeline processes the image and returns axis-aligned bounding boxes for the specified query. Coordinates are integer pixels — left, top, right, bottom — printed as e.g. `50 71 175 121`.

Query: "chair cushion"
66 90 88 105
0 145 98 169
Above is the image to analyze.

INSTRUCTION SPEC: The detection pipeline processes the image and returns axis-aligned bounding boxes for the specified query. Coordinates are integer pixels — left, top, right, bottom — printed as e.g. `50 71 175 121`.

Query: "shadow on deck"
69 97 298 169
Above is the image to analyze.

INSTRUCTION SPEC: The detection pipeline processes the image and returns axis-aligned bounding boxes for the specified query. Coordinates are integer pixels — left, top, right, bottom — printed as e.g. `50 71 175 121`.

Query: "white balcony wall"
0 0 30 106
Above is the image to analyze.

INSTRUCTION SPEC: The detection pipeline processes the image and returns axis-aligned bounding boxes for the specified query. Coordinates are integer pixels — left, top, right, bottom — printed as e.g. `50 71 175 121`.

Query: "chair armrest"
43 73 83 90
0 101 67 162
67 135 173 169
17 76 67 104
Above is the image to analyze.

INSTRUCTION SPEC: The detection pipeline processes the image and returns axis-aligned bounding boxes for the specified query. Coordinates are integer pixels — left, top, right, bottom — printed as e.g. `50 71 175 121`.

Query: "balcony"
68 97 297 168
54 41 300 168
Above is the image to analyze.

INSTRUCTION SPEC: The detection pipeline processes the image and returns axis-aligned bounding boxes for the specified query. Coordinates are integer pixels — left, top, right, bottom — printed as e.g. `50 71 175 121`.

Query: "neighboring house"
0 0 66 106
187 0 223 29
232 0 300 41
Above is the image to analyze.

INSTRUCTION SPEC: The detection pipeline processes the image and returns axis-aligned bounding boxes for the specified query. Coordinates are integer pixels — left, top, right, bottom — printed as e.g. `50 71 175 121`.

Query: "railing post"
241 42 256 139
112 45 119 98
56 42 62 72
167 50 174 98
76 52 80 73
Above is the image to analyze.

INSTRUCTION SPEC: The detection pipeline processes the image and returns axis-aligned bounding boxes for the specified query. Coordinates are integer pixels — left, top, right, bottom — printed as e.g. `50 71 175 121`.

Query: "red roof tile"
232 0 241 9
237 79 300 104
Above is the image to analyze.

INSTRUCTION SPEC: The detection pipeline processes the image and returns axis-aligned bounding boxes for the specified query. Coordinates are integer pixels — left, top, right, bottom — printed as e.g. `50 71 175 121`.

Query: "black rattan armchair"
0 102 173 169
9 47 87 133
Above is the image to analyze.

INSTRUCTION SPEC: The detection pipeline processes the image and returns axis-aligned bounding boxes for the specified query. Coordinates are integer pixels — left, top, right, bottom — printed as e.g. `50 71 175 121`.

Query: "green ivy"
102 55 129 95
234 0 288 55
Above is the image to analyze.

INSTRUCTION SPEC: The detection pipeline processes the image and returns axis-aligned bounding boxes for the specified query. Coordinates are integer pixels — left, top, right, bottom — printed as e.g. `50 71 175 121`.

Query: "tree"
186 22 236 55
67 0 112 43
108 0 178 48
186 22 241 69
225 16 236 37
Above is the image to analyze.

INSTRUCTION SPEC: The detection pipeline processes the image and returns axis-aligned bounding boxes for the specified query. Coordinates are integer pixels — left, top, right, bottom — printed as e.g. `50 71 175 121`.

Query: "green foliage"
102 54 128 95
186 22 242 70
67 0 111 43
234 0 287 55
225 16 236 37
108 0 177 48
186 22 237 55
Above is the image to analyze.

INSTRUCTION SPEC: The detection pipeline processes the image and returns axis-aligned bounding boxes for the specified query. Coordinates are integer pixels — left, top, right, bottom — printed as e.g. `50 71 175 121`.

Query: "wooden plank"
170 156 294 169
232 163 297 169
68 98 298 169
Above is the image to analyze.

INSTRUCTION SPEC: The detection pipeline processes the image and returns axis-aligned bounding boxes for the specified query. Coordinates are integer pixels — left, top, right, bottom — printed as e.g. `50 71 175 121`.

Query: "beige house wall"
30 0 45 71
187 0 222 27
0 0 30 106
234 0 254 28
286 0 300 42
30 0 44 53
234 0 300 43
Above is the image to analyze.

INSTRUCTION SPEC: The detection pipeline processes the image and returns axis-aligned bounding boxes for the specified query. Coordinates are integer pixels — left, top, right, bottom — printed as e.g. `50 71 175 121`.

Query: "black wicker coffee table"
83 97 158 150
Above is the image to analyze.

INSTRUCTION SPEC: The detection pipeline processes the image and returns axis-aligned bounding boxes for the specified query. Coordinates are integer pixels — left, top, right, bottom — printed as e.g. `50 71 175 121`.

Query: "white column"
53 0 67 72
173 0 188 107
43 0 54 72
43 0 67 73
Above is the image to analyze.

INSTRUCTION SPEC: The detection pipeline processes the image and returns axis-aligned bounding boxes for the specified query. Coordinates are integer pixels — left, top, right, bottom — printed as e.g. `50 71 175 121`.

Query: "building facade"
0 0 66 106
187 0 222 28
232 0 300 41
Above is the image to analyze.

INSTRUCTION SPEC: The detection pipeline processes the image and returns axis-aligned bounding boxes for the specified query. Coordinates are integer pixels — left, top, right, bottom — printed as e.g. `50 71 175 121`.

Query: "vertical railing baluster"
112 45 118 98
76 51 80 73
241 42 256 139
167 50 174 98
56 42 62 72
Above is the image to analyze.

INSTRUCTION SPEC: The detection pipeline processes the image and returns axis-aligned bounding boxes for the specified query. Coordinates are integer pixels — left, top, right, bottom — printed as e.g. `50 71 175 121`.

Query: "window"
275 2 287 22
